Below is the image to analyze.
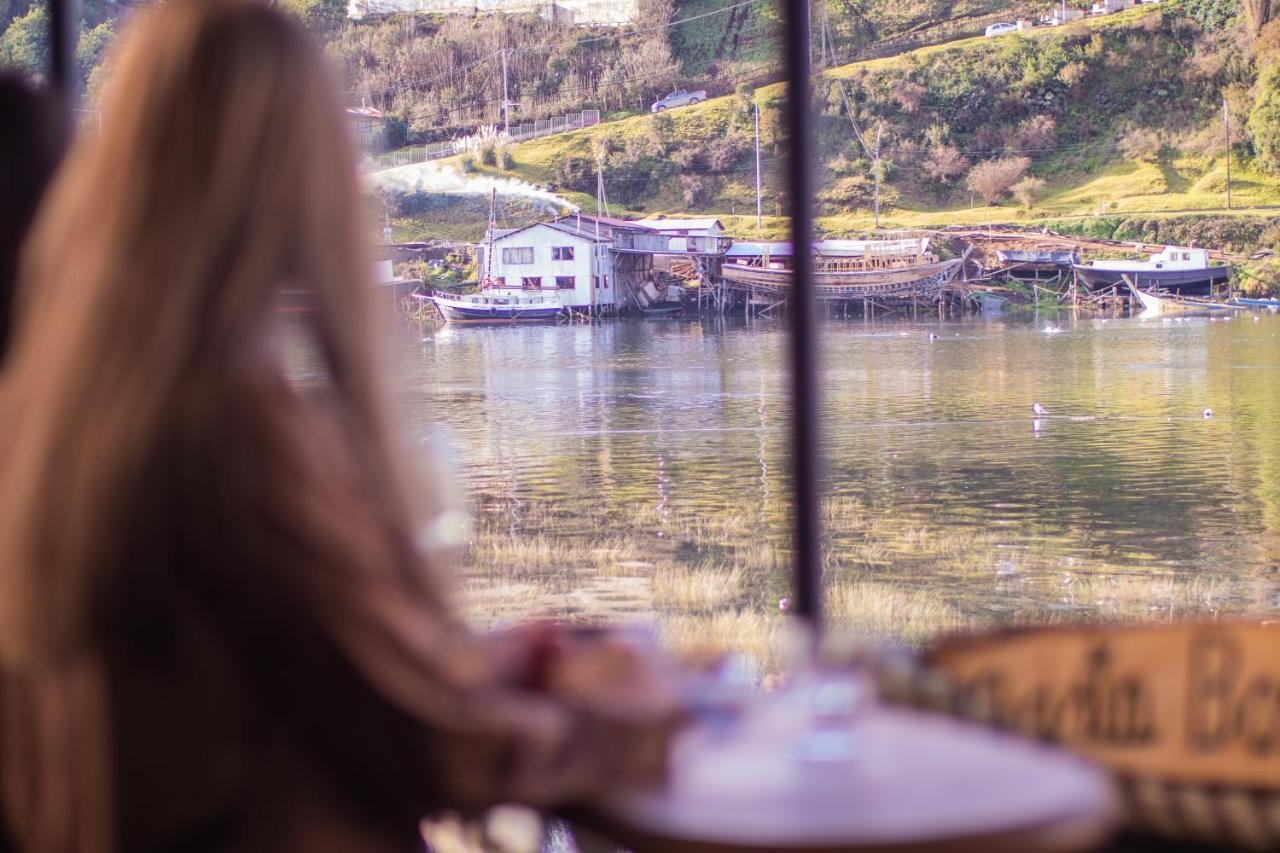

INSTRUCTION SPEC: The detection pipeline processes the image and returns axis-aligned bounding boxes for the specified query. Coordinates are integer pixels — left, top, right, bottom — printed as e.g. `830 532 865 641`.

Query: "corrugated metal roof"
640 217 723 232
482 220 612 245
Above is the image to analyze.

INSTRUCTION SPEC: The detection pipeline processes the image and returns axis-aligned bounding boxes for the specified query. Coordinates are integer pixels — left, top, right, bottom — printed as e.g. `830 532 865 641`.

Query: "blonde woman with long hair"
0 3 680 851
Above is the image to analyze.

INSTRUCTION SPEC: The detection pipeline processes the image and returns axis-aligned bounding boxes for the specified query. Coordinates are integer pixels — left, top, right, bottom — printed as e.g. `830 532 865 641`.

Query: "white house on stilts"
476 220 619 316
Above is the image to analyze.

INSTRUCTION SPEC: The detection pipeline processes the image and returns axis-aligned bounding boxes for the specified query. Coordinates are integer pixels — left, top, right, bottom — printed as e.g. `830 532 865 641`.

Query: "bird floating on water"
928 332 938 341
1031 402 1048 416
1203 408 1213 418
1043 326 1062 335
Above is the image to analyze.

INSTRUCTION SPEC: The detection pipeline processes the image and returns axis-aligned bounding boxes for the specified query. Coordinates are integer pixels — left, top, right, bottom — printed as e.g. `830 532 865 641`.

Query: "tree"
965 156 1030 204
923 143 969 185
278 0 346 37
1012 176 1046 208
1 1 49 78
1244 0 1274 36
76 17 112 90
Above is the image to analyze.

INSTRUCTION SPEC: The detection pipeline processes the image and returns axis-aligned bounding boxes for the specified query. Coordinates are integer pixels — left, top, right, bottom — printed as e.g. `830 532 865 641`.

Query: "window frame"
502 246 535 265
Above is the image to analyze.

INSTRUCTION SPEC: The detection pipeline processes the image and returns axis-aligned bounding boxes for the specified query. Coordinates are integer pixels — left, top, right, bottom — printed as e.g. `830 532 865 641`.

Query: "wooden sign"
927 622 1280 790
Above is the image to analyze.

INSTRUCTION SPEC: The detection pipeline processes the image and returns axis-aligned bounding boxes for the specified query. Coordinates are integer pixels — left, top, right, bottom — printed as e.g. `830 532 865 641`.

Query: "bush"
706 134 748 172
478 140 497 167
965 157 1030 204
1118 126 1164 162
923 144 970 185
1013 115 1056 152
382 116 409 151
680 174 711 207
1012 176 1046 208
556 155 595 193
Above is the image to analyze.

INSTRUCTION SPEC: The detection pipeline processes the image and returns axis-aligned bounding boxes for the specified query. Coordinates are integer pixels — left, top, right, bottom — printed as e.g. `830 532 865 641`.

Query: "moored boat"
1073 246 1230 296
429 291 564 323
1232 296 1280 309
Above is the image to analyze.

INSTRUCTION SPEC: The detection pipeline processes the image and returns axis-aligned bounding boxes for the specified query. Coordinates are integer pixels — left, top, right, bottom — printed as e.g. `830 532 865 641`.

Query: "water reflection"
302 313 1280 655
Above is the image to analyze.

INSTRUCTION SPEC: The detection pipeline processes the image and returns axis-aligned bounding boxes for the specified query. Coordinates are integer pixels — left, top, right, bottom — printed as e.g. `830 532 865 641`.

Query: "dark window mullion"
783 0 823 633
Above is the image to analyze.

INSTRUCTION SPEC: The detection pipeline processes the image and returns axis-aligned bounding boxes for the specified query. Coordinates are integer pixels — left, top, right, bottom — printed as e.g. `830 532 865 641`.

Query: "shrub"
890 79 927 114
556 155 595 193
679 174 711 207
478 139 497 167
706 134 748 172
923 144 970 185
965 156 1031 204
1012 176 1047 208
1013 115 1056 152
1118 126 1165 162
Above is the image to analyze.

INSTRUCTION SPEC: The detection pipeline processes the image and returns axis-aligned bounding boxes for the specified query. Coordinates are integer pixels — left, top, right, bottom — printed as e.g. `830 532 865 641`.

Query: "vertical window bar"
783 0 822 630
49 0 80 108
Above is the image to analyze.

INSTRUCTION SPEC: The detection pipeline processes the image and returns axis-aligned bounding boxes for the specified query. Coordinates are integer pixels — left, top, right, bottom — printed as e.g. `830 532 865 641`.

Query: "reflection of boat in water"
1074 246 1230 296
429 290 564 323
640 303 684 317
719 237 962 298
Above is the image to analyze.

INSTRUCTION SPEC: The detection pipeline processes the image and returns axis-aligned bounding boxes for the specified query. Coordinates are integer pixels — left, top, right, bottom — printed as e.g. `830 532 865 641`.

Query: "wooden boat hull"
719 258 962 297
431 297 564 323
1074 264 1230 296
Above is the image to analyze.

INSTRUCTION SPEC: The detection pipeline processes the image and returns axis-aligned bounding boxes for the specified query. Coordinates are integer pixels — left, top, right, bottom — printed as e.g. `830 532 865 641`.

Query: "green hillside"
381 0 1280 273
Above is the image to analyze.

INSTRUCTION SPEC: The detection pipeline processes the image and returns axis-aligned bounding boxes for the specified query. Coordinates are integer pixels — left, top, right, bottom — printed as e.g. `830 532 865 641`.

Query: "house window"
521 276 542 290
594 276 601 290
552 246 575 261
502 247 534 265
556 276 575 289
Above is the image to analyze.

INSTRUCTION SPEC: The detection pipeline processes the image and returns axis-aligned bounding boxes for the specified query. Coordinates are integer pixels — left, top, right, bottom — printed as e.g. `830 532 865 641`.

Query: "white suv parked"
985 22 1018 37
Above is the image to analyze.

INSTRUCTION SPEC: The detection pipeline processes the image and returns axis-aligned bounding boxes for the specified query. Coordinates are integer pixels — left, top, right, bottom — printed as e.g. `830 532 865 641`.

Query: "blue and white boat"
428 290 564 323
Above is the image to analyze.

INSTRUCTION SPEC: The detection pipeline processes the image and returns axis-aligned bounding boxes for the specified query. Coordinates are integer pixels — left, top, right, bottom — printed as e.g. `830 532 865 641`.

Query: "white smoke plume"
369 161 579 213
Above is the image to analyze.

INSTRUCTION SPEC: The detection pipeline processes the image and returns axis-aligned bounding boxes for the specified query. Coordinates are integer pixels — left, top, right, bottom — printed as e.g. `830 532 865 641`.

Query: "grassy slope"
392 4 1280 240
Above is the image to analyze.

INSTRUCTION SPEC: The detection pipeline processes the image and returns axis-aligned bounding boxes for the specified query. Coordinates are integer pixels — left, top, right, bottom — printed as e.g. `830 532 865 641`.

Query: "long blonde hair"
0 0 412 666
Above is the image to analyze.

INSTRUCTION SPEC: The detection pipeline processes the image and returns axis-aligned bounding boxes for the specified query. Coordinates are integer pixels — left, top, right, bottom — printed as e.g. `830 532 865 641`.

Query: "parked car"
650 89 707 113
984 22 1018 37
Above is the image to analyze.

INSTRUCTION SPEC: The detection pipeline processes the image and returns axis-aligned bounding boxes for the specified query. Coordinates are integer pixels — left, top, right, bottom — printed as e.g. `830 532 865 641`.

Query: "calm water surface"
333 311 1280 635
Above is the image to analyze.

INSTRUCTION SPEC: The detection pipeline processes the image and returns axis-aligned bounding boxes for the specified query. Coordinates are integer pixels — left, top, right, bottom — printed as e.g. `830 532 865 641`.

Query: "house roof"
483 220 612 246
555 213 653 232
639 217 724 233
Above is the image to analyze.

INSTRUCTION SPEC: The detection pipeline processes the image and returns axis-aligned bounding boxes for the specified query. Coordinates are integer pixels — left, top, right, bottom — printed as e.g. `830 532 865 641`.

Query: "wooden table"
584 675 1119 853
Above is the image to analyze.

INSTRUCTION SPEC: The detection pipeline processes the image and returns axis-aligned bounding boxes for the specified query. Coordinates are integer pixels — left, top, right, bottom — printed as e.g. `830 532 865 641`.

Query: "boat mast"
484 186 497 287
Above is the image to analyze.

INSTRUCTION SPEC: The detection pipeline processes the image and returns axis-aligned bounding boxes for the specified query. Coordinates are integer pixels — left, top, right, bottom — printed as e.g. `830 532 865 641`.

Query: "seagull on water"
1203 408 1213 418
1031 402 1048 417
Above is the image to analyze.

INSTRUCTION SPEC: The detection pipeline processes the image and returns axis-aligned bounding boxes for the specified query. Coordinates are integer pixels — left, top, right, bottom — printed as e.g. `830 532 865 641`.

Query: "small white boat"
428 290 564 323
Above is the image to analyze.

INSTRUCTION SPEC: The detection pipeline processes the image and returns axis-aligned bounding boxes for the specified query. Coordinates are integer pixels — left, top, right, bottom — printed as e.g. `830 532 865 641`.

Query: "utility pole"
596 157 610 220
1223 95 1233 210
754 101 763 232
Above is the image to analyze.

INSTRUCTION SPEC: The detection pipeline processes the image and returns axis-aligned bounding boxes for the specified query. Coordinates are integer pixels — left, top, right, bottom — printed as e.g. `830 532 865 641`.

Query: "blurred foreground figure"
0 3 679 852
0 73 69 361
